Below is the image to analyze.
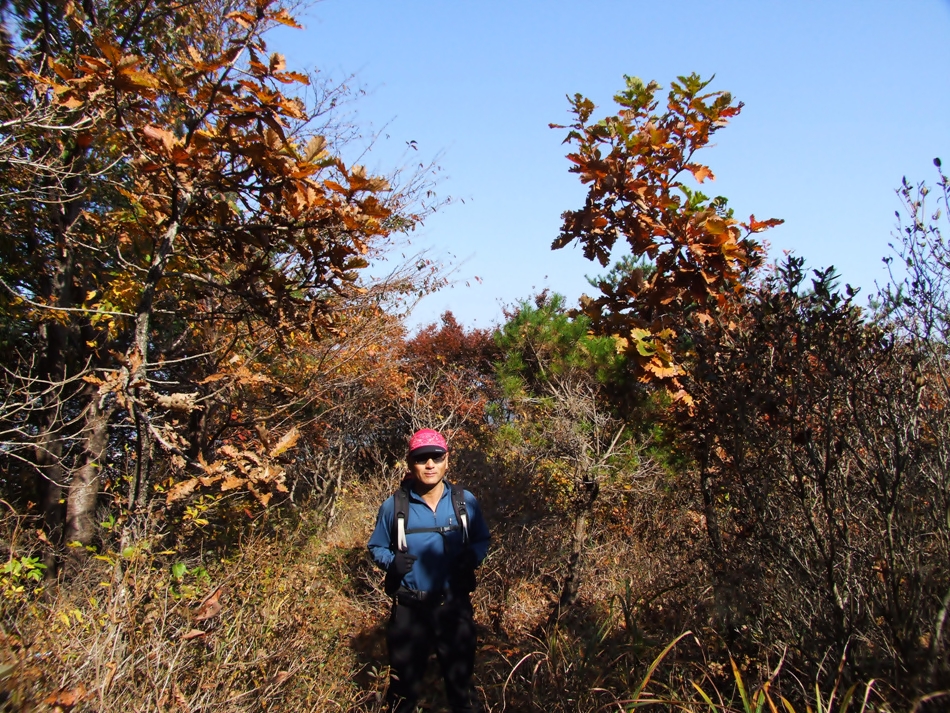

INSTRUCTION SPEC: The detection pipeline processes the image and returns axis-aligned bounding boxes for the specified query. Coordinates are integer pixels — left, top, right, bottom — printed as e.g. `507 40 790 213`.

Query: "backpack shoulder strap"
393 483 468 551
449 483 470 547
393 486 409 552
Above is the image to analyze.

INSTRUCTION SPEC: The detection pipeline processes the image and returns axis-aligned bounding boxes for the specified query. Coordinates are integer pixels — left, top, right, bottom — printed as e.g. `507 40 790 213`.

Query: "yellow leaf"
269 427 299 457
644 358 680 378
94 36 122 64
271 9 302 28
117 67 159 89
706 217 728 235
198 373 229 384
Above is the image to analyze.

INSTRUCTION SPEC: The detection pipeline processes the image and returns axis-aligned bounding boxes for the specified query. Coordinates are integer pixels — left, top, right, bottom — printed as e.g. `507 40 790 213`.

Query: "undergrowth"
0 475 940 712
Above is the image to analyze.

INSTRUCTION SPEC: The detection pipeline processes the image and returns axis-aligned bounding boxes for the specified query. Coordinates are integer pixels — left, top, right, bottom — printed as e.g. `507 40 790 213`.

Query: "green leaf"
732 657 752 713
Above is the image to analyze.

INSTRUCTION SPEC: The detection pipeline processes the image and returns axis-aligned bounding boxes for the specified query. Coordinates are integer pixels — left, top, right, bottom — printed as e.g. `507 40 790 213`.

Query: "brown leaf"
181 628 206 641
271 8 302 28
198 372 229 384
744 214 786 233
172 681 189 710
303 135 327 162
688 164 714 183
142 124 176 150
165 478 198 505
269 52 286 73
103 661 118 695
225 10 255 28
275 70 310 85
193 585 226 622
45 683 87 711
220 475 245 491
155 392 198 413
671 389 695 406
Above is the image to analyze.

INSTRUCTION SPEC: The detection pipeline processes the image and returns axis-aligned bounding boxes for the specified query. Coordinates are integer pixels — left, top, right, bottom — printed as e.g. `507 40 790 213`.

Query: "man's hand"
455 548 478 573
385 551 417 595
452 548 478 594
390 551 418 577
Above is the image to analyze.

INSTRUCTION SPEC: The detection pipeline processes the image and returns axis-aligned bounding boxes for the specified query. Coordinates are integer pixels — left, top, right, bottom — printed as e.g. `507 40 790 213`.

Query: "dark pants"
385 593 476 713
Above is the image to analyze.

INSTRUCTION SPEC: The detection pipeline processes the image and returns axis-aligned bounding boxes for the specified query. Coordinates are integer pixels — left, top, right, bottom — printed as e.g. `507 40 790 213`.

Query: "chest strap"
394 483 470 553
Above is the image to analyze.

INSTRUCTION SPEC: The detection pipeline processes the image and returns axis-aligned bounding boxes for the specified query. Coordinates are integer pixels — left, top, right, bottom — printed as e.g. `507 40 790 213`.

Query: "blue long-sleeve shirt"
368 481 490 593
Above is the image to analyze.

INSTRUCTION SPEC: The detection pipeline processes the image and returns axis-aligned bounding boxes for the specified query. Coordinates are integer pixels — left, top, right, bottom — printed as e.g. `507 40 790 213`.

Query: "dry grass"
1 497 391 712
0 468 917 713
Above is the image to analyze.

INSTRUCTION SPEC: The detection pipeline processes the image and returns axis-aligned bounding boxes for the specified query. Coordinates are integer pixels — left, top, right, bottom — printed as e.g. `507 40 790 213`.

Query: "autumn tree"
0 0 442 563
400 311 499 451
552 74 781 394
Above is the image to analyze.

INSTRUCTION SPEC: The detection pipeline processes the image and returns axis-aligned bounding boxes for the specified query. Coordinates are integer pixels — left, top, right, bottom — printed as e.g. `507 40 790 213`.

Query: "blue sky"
274 1 950 329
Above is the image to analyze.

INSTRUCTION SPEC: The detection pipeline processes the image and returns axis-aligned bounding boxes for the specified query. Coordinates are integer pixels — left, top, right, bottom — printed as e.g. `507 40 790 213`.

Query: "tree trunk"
65 391 112 546
127 210 187 507
551 476 600 623
700 450 735 638
36 422 65 572
33 248 74 571
558 508 590 611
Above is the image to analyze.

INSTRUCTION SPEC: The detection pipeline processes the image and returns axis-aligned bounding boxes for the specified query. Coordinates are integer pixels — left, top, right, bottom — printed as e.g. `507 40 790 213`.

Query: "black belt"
394 588 455 607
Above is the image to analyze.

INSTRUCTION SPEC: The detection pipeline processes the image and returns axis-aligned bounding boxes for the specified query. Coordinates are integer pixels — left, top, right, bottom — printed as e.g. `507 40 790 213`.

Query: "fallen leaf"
45 683 87 711
193 585 226 622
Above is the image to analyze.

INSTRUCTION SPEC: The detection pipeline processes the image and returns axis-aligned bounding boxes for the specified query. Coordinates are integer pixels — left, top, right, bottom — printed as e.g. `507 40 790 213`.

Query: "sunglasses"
409 452 447 465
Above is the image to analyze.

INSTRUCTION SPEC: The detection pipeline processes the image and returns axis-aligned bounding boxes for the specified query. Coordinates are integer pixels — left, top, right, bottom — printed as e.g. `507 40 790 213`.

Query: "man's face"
409 451 449 489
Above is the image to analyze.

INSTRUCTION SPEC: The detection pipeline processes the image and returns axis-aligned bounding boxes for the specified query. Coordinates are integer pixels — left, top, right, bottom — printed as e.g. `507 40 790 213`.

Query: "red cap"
407 428 448 457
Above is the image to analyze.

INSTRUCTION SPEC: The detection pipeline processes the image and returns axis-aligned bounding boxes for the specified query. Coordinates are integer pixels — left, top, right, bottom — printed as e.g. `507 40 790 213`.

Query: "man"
368 428 490 713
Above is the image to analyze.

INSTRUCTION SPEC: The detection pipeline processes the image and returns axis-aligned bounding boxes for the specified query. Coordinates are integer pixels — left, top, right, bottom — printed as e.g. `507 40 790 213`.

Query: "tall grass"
1 475 939 712
1 505 389 711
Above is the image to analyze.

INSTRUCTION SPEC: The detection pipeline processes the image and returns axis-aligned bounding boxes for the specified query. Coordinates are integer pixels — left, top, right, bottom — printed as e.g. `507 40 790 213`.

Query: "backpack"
392 482 469 553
